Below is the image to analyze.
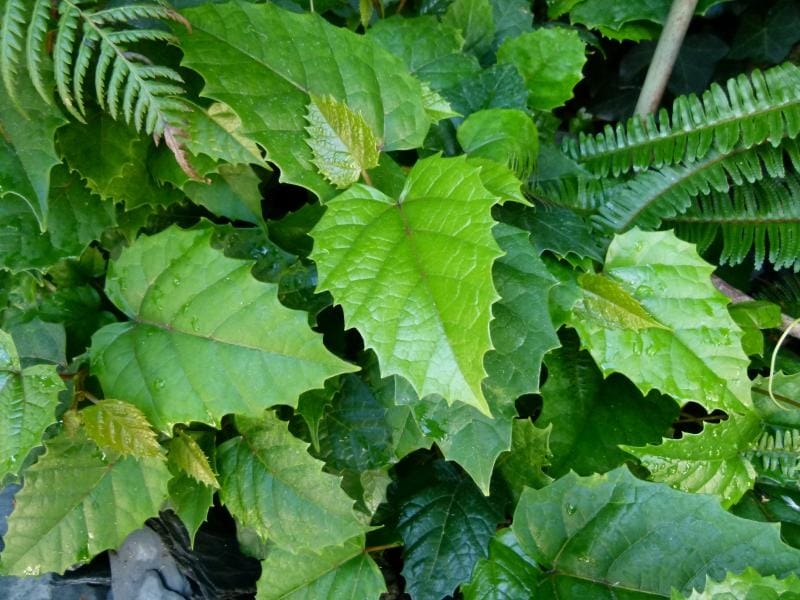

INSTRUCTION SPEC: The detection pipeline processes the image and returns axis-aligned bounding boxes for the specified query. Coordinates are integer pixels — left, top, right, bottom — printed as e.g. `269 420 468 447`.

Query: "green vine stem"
634 0 699 116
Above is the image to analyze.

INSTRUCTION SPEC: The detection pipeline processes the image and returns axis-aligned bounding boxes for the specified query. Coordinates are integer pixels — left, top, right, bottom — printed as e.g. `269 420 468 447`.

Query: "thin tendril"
768 316 800 407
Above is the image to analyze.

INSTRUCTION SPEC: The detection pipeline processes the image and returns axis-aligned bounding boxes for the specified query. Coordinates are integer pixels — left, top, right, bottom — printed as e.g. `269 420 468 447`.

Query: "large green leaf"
465 467 800 597
177 1 429 199
0 434 169 576
256 536 386 600
0 330 64 480
0 165 116 273
497 28 586 111
622 412 762 508
310 155 502 414
569 229 752 413
483 223 559 399
367 16 480 92
539 331 678 477
395 460 503 600
217 413 366 553
0 66 66 228
90 226 355 431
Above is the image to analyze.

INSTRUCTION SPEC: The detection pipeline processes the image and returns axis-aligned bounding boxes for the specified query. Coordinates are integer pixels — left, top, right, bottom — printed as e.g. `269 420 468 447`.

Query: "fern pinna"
1 0 188 140
553 61 800 271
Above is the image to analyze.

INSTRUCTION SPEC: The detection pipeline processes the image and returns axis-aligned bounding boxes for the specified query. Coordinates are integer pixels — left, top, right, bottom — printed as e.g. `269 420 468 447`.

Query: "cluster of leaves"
4 0 800 597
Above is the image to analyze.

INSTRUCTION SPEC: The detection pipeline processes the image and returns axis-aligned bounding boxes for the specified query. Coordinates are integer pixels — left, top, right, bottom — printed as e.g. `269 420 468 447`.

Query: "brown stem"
365 542 402 554
712 274 800 341
634 0 699 116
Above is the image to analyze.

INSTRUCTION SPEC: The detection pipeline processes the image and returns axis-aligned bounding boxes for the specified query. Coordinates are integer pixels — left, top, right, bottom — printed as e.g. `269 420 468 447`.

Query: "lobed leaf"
0 330 64 481
91 226 355 431
311 155 502 415
217 413 366 553
0 433 169 576
569 229 752 413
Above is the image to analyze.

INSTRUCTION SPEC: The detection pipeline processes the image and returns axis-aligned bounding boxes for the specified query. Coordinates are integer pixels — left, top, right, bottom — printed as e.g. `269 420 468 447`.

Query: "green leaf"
317 374 393 473
729 0 800 64
0 165 116 273
458 108 538 179
496 419 553 500
0 65 66 228
539 331 678 477
8 318 66 367
576 272 668 331
304 94 380 188
256 535 386 600
217 412 366 553
445 64 529 119
469 158 527 205
367 16 481 92
177 1 428 199
497 28 586 111
677 568 800 599
462 529 541 600
310 155 502 414
80 399 162 460
622 412 762 509
0 329 64 480
729 301 782 357
90 226 355 431
0 433 169 576
396 460 503 600
167 471 213 548
57 113 180 209
752 372 800 428
181 165 264 226
469 467 800 597
181 102 266 168
484 223 559 399
568 229 752 413
168 430 219 488
443 0 496 58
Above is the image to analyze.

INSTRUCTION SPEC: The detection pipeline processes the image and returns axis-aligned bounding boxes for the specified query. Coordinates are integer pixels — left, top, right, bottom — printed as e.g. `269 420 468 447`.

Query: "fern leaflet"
665 175 800 271
564 62 800 177
745 428 800 481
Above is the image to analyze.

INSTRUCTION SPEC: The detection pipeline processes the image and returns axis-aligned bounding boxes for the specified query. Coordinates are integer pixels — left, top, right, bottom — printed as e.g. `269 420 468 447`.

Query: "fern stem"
634 0 699 116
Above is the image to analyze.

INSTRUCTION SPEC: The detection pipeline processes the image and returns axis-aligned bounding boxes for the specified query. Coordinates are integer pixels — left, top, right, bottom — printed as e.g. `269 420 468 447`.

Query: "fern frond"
564 62 800 177
0 0 28 108
745 428 800 480
666 175 800 271
594 138 800 232
54 2 83 120
26 0 53 103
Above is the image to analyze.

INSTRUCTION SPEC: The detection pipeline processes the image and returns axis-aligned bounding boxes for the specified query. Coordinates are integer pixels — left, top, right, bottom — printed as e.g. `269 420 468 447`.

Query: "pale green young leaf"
177 1 428 199
575 272 668 331
0 434 169 576
457 108 539 179
419 81 460 123
0 330 64 481
81 399 162 460
168 430 218 488
568 229 752 413
676 568 800 599
484 224 559 399
305 94 380 188
622 412 762 508
443 0 496 58
256 535 386 600
466 467 800 596
468 158 527 205
310 155 502 415
90 226 356 431
0 64 66 228
497 28 586 111
217 412 366 553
